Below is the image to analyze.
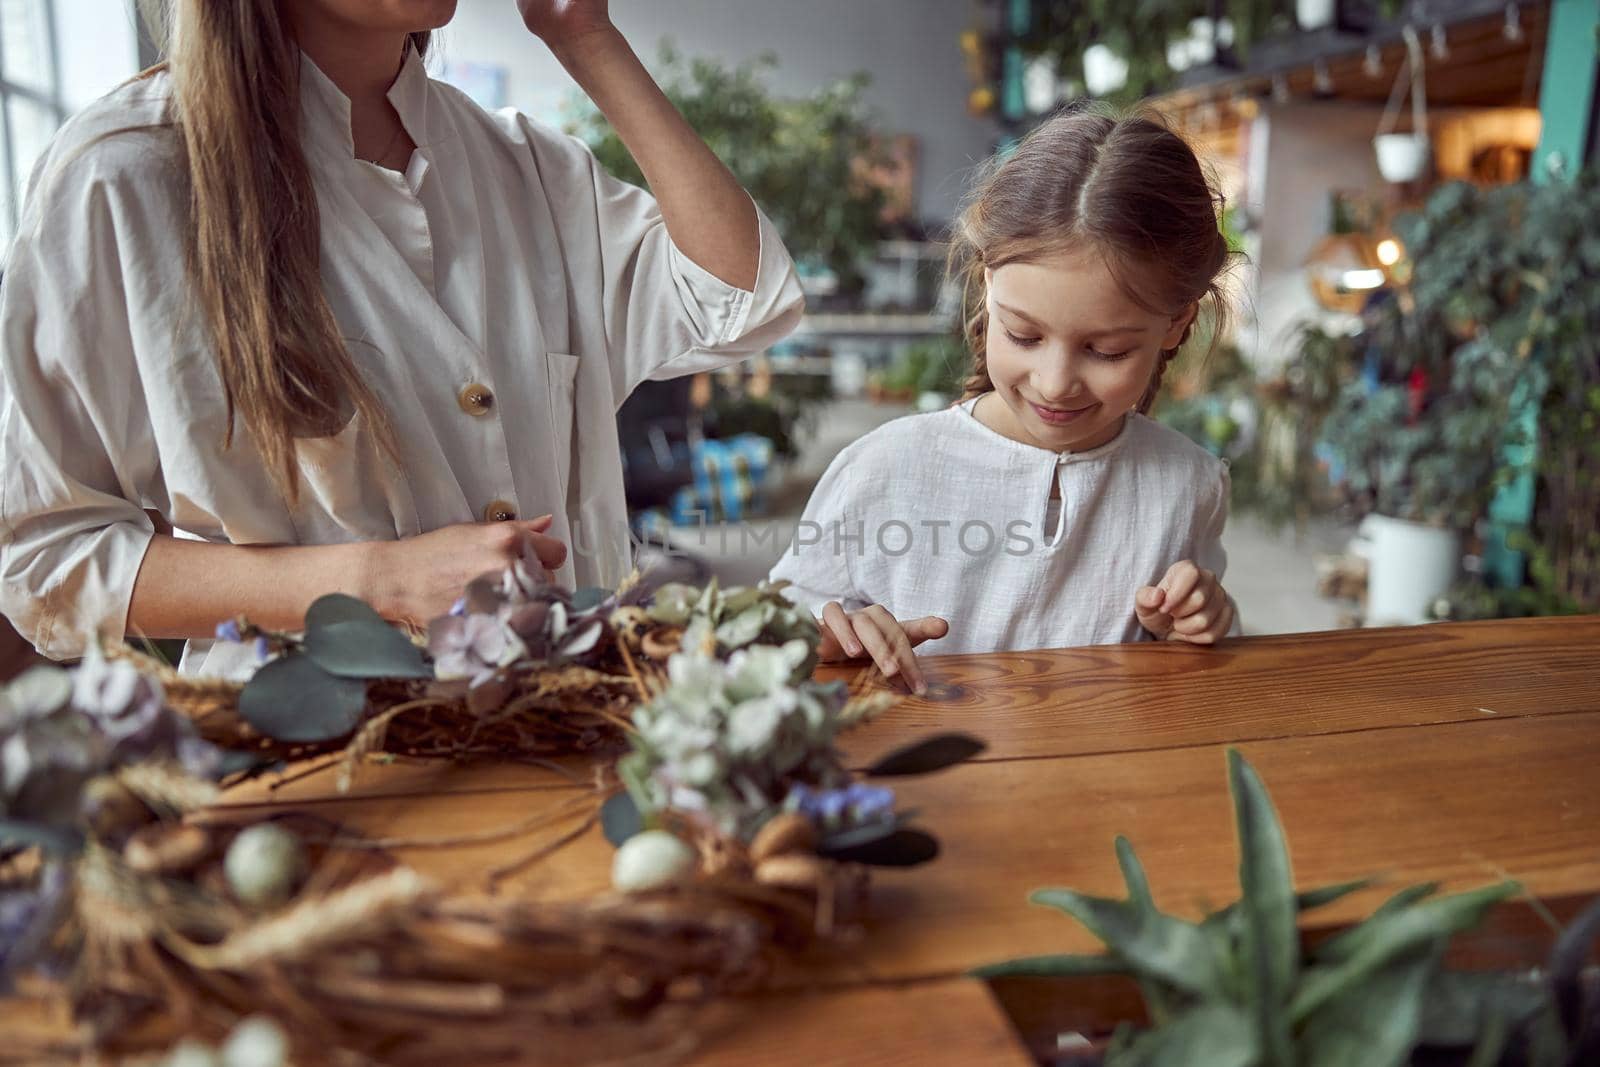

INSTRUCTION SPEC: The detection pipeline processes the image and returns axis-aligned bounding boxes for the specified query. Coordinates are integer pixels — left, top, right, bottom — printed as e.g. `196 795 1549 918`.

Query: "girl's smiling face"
980 247 1196 453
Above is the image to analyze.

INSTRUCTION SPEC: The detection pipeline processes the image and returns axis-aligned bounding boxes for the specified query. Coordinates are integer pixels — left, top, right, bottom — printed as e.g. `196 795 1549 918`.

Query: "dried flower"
622 642 854 840
427 613 526 687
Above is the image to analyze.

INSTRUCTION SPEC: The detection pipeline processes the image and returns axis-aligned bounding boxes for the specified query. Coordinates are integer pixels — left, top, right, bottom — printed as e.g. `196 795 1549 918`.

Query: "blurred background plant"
568 42 889 297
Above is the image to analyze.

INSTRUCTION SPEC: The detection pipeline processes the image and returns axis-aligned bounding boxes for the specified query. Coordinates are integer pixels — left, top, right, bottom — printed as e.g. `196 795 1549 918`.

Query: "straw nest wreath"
5 762 869 1067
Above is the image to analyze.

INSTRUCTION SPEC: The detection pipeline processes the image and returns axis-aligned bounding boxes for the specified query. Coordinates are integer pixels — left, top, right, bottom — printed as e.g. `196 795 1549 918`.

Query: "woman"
0 0 803 676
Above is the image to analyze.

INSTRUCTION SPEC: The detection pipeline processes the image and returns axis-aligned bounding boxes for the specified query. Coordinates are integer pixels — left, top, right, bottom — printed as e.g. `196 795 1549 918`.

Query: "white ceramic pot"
1297 0 1337 30
1361 514 1461 626
1374 133 1430 182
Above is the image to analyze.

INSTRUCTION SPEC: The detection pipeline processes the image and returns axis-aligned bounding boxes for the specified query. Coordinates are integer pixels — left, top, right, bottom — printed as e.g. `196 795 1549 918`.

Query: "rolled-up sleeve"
0 151 159 660
511 117 805 399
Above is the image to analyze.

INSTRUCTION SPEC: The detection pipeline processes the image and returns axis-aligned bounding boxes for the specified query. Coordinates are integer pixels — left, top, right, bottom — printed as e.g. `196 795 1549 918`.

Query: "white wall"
434 0 998 226
1245 101 1386 369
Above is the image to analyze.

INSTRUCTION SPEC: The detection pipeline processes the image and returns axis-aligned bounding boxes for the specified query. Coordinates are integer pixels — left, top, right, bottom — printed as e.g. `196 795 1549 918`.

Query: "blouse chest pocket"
288 407 422 543
546 351 580 498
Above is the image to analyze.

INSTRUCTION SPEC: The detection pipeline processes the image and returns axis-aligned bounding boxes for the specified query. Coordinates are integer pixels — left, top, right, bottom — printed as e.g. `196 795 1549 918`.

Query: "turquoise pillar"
1484 0 1599 589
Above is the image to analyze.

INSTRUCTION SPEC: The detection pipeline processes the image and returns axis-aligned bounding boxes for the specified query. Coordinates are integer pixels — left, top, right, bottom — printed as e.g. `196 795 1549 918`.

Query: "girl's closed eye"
1088 346 1133 361
1003 328 1042 348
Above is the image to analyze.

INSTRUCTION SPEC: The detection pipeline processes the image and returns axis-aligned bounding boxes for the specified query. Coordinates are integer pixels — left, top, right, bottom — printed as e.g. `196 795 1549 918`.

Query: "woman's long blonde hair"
948 105 1236 412
138 1 425 501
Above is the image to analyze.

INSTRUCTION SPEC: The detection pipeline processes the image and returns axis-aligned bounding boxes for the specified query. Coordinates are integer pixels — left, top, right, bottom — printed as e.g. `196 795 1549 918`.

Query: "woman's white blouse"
0 49 803 673
769 399 1235 655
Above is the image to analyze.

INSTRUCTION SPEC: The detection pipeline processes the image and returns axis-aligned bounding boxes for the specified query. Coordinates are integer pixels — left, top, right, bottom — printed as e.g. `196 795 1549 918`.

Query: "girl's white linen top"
769 397 1234 655
0 48 803 674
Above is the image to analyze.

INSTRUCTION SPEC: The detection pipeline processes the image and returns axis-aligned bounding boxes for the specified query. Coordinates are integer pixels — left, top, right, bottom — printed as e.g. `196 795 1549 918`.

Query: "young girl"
771 108 1239 694
0 0 802 676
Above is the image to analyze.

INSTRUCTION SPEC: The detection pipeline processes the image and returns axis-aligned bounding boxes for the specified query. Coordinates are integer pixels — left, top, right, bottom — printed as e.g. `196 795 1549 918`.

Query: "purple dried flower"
214 619 242 644
428 613 522 686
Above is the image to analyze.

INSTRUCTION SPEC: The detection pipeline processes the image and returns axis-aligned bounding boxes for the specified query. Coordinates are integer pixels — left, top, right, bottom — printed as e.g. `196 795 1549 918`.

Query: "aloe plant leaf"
1031 888 1222 997
1313 882 1441 963
1291 882 1519 1024
1104 1001 1257 1067
1550 892 1600 1045
1228 750 1298 1065
970 953 1129 979
1295 878 1372 912
1116 836 1154 910
1297 944 1441 1067
1417 970 1548 1048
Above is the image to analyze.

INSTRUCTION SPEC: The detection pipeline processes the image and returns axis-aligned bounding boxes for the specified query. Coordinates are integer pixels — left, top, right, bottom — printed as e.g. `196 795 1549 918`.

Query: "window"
0 0 65 251
0 0 143 258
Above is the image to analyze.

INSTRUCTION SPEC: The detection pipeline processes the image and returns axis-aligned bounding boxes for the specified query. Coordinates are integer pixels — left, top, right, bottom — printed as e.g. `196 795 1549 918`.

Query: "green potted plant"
975 750 1600 1066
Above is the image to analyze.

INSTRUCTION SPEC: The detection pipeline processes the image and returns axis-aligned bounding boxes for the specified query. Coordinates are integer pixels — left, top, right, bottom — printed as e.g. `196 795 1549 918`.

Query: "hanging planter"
1373 25 1430 183
1375 132 1430 182
1296 0 1337 30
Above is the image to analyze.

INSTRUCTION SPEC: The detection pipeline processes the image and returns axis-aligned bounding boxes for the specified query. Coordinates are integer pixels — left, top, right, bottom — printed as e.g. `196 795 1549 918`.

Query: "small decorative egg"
221 1015 289 1067
223 824 305 909
611 830 696 893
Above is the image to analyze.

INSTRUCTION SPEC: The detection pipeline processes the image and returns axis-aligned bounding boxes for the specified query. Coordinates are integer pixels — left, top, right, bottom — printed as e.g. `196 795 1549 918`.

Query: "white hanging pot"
1297 0 1337 30
1360 514 1462 626
1374 26 1431 184
1374 132 1430 182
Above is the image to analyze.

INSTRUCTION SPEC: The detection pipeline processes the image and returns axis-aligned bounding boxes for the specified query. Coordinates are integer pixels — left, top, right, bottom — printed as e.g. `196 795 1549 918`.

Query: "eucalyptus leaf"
864 733 986 776
971 953 1129 980
816 811 918 852
1228 749 1297 1065
818 827 939 866
1290 882 1519 1024
304 592 386 631
1031 888 1223 997
0 819 83 856
304 619 432 679
1297 944 1441 1067
238 653 368 742
1104 1001 1257 1067
600 791 643 848
570 587 610 613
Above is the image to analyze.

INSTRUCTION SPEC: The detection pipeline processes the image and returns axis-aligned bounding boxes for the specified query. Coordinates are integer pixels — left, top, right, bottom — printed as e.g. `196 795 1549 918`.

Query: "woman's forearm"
127 534 377 640
552 27 760 290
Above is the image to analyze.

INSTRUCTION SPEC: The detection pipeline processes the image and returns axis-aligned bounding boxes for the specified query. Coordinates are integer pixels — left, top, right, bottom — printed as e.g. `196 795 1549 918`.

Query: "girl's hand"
515 0 614 47
818 602 949 696
1135 560 1235 645
366 515 568 628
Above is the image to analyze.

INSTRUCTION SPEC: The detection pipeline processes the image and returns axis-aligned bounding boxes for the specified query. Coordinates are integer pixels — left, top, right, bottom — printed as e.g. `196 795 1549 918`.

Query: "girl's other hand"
1134 560 1235 645
817 602 949 696
367 515 567 629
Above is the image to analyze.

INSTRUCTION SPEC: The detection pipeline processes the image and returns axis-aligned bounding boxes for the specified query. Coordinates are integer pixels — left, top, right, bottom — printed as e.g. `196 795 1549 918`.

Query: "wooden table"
9 617 1596 1063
